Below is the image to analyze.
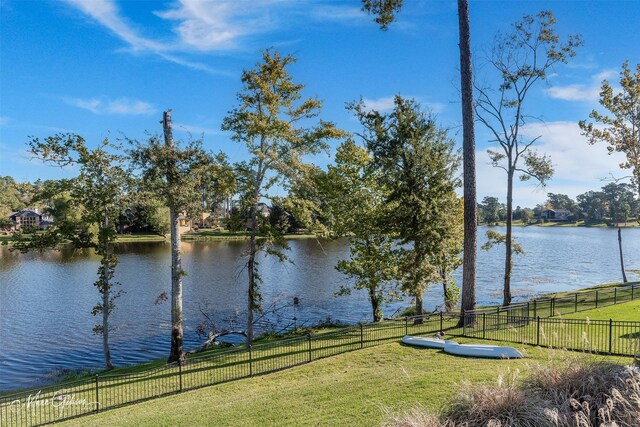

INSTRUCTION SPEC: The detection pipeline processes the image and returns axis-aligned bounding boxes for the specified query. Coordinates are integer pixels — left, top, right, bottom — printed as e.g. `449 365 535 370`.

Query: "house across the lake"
8 208 54 231
540 208 575 222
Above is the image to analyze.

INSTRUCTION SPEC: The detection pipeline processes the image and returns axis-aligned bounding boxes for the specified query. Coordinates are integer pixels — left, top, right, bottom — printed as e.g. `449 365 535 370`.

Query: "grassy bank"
55 342 631 427
181 230 316 241
0 230 318 246
562 298 640 321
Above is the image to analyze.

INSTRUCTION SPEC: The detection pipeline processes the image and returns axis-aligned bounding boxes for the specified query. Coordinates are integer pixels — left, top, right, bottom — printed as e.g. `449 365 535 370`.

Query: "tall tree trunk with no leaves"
458 0 477 323
164 110 184 363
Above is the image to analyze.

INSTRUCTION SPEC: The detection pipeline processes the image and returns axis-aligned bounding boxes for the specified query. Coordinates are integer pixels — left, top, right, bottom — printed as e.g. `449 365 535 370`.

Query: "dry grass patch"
385 353 640 427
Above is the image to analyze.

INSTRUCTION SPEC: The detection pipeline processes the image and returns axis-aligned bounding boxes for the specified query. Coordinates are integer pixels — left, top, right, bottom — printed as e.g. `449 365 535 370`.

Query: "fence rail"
2 307 639 427
0 313 456 427
468 282 639 318
463 313 640 357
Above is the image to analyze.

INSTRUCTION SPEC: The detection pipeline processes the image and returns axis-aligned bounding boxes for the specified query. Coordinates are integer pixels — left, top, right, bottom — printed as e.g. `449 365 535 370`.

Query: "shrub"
383 353 640 427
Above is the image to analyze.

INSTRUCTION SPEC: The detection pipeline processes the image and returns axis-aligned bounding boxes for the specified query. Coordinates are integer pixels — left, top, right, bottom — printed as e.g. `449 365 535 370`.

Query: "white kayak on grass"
401 335 454 349
443 341 523 359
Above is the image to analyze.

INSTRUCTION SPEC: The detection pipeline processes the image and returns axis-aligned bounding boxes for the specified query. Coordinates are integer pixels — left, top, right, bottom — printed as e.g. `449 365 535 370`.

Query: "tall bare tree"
361 0 478 321
129 110 212 362
475 11 580 305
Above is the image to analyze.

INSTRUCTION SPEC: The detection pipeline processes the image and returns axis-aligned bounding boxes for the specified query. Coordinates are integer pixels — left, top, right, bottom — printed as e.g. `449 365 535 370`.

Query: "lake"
1 226 639 391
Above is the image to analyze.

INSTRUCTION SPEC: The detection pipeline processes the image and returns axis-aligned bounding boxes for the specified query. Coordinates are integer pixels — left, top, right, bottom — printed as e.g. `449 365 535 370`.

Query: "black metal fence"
468 282 639 318
463 313 640 357
2 307 638 427
0 313 459 427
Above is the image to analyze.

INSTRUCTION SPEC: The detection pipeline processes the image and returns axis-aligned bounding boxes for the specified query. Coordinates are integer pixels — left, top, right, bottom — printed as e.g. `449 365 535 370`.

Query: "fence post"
482 312 486 339
527 301 530 317
178 360 183 392
463 314 467 336
439 311 443 332
550 297 555 317
633 284 635 301
95 374 99 413
308 333 312 363
609 319 613 355
249 345 253 377
405 316 408 336
614 288 617 305
536 316 540 346
595 290 599 308
575 293 578 313
533 300 537 318
360 323 364 349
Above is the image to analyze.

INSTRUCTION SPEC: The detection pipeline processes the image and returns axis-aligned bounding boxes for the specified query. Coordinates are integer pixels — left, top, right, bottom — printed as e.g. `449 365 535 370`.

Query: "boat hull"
401 335 524 359
401 335 448 349
444 342 523 359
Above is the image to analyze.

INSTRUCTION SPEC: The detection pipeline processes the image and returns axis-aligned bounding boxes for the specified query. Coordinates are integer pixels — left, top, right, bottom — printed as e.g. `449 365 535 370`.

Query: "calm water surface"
1 226 639 390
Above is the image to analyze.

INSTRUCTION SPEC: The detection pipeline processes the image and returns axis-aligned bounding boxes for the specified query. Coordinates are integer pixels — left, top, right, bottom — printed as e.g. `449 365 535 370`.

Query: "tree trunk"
247 211 258 346
442 271 454 313
458 0 477 325
618 227 628 283
503 169 514 306
102 210 114 370
414 291 424 325
368 288 383 322
246 160 264 347
164 109 184 363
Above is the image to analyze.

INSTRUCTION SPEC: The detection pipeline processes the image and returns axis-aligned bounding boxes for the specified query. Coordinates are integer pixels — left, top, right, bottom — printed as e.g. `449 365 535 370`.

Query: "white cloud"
64 0 223 74
65 97 155 115
156 0 286 51
65 0 380 70
174 122 219 136
546 69 618 102
361 96 396 112
477 121 628 206
361 96 445 114
66 0 165 52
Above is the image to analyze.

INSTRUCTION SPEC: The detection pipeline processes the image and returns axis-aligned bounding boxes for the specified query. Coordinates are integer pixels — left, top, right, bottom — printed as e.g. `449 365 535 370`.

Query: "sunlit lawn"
561 299 640 322
55 339 633 427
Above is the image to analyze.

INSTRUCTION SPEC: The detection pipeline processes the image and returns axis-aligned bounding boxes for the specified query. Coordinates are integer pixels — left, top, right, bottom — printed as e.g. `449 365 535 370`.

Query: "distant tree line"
478 183 639 227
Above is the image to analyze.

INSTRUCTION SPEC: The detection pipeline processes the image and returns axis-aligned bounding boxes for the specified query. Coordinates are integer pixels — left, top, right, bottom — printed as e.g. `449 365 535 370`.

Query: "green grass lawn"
182 230 316 240
115 233 167 243
54 340 631 427
561 299 640 321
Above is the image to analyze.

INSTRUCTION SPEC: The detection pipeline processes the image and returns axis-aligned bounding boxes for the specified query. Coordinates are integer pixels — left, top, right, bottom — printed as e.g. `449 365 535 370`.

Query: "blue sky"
1 0 638 207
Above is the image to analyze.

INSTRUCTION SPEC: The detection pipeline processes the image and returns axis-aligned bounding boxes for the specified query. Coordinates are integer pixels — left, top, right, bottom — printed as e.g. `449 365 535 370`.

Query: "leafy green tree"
0 217 13 229
433 197 464 312
19 134 129 369
0 176 23 216
221 50 345 344
577 190 606 222
601 183 637 225
328 140 399 322
362 0 478 324
351 96 462 318
520 208 534 224
129 110 212 363
475 11 580 306
480 196 501 224
580 62 640 197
